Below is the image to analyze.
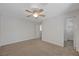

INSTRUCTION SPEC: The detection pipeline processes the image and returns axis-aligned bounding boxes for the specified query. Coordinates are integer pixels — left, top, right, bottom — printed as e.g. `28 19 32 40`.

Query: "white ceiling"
0 3 79 23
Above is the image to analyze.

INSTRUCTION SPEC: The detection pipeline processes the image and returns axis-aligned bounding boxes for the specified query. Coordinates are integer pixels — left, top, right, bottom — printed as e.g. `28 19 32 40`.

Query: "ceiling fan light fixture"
33 13 38 17
25 6 45 18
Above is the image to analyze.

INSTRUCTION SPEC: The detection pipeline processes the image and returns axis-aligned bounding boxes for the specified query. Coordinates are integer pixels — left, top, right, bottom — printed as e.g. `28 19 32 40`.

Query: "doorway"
64 17 74 50
40 25 42 40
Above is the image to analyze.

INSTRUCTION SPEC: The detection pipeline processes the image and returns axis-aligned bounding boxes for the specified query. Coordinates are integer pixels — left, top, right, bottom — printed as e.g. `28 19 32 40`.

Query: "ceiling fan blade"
26 13 32 17
39 9 44 12
25 9 32 13
26 15 31 17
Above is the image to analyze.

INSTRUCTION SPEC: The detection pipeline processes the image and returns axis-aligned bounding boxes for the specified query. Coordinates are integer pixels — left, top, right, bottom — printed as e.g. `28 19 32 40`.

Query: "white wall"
42 16 64 47
0 14 36 46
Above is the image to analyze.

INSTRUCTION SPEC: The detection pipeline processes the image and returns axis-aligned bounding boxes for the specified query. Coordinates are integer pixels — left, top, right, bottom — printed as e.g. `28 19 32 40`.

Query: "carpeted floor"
0 39 79 56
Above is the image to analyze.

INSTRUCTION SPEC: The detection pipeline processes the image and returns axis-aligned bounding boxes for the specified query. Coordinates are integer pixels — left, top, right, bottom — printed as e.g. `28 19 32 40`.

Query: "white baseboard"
42 39 64 47
0 38 38 47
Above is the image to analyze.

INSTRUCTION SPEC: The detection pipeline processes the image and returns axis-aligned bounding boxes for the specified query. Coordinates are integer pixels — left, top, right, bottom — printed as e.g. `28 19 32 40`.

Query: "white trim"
0 38 37 47
42 39 64 47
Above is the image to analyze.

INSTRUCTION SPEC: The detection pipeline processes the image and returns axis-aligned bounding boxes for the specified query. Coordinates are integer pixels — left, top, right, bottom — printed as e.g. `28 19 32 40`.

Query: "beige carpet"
0 39 79 56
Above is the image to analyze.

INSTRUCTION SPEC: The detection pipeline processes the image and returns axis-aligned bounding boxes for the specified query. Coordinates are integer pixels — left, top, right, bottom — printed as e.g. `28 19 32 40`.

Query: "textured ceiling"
0 3 79 23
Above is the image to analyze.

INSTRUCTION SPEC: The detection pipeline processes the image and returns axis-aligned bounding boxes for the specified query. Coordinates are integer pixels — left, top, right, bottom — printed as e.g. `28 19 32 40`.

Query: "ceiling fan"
25 8 45 18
